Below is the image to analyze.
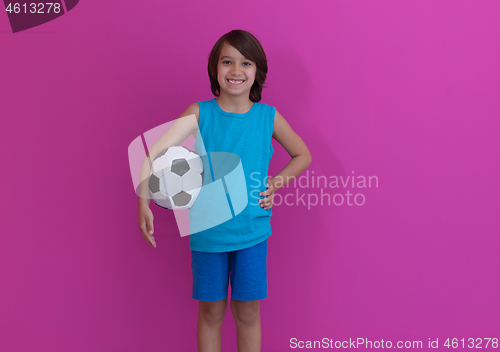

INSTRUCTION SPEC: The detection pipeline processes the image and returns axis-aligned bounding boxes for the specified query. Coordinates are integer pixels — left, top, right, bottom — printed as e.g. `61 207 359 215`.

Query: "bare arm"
137 103 200 207
137 103 199 247
269 110 312 190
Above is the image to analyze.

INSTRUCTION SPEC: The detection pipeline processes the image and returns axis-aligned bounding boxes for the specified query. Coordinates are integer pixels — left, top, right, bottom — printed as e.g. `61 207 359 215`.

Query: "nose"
230 65 242 76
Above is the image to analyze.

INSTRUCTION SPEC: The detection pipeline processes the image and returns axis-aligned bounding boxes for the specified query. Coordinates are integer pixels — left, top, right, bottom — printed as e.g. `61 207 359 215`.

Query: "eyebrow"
220 56 252 61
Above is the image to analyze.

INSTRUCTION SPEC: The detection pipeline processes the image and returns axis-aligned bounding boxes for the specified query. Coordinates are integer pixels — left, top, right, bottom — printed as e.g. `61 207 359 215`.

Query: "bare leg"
197 298 228 352
230 299 261 352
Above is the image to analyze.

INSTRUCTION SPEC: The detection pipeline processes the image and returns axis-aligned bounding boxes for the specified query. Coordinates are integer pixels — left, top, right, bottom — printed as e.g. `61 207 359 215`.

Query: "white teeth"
228 80 243 84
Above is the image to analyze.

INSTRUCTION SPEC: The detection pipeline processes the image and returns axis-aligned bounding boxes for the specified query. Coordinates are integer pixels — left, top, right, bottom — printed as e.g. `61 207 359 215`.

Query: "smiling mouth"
227 79 245 84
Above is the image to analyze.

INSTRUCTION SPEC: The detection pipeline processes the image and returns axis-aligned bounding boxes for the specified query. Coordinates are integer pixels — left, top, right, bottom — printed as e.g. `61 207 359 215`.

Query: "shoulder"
272 109 289 139
255 100 276 111
255 101 280 134
178 102 201 124
255 101 277 122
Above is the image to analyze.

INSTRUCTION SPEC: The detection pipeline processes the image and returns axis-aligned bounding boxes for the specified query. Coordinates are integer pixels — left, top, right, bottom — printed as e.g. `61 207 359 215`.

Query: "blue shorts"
191 238 268 301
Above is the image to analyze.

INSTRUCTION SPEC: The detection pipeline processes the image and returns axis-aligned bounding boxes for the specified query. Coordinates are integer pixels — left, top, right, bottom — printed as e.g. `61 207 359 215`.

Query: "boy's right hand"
139 204 156 248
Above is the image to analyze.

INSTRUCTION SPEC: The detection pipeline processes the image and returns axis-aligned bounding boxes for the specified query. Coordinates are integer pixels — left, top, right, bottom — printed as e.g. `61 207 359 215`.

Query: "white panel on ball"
153 155 172 178
165 146 190 160
162 172 182 196
152 155 173 175
186 152 204 173
181 169 203 192
156 195 173 209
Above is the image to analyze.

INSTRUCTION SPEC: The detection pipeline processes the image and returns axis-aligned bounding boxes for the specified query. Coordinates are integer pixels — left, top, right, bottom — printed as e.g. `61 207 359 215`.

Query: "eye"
243 62 251 66
222 61 231 65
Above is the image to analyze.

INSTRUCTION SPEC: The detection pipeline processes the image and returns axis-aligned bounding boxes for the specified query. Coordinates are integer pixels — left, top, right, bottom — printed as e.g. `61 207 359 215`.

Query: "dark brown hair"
208 30 268 102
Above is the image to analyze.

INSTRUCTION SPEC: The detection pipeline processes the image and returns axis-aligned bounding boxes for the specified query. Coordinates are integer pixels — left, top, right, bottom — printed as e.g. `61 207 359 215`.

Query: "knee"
231 300 260 325
199 300 227 325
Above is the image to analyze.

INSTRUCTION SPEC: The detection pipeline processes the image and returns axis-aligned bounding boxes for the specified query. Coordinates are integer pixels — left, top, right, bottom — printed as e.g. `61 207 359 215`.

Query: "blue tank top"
188 98 275 252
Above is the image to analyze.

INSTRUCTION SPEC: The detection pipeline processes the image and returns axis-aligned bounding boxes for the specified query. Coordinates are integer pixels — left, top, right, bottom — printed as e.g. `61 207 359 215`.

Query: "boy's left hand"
259 178 277 210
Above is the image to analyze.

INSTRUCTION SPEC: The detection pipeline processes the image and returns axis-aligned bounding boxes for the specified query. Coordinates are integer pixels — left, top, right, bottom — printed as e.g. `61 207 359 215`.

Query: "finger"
140 227 155 246
263 197 274 208
143 221 156 248
147 232 156 248
259 189 271 197
142 231 155 247
259 182 273 196
148 235 157 248
146 218 154 236
259 192 274 203
267 198 274 208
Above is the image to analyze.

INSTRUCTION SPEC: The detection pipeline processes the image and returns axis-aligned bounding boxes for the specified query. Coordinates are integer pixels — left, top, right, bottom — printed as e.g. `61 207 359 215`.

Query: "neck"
216 93 254 114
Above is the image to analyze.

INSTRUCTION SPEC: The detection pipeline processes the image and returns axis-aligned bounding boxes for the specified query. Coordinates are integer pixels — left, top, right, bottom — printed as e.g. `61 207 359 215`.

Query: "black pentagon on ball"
171 158 190 176
172 191 192 207
149 174 160 193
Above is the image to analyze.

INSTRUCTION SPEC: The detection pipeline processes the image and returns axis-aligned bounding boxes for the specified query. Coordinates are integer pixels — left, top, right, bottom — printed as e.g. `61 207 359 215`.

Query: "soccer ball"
148 146 204 209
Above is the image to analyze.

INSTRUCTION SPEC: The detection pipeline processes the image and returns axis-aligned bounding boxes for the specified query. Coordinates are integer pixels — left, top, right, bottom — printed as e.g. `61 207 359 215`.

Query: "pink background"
1 0 499 351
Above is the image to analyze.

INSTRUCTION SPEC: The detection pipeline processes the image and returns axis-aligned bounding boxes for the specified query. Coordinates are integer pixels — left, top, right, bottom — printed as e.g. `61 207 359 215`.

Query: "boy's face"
217 42 257 99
